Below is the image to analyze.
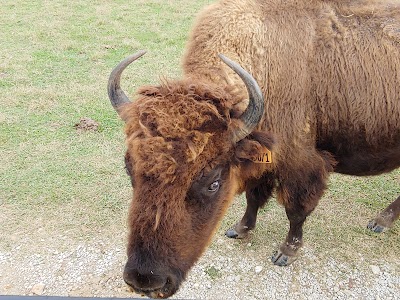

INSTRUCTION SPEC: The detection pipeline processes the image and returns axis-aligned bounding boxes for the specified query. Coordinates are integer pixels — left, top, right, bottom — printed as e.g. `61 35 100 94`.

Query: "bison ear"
234 131 275 163
124 151 136 188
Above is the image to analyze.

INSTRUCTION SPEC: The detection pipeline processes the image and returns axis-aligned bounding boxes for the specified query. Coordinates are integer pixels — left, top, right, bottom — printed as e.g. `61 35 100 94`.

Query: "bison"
108 0 400 298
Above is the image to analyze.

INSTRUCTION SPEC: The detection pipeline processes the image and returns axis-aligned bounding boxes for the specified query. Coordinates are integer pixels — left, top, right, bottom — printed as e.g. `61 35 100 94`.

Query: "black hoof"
225 224 249 239
367 219 387 233
225 228 239 238
271 250 297 266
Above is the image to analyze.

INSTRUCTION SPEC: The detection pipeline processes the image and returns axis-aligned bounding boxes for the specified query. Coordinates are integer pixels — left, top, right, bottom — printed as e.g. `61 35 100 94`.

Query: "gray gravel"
0 233 399 300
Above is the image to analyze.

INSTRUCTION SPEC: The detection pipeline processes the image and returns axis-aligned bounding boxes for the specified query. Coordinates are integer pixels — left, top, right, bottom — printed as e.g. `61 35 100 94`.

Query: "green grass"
0 0 399 262
0 0 212 239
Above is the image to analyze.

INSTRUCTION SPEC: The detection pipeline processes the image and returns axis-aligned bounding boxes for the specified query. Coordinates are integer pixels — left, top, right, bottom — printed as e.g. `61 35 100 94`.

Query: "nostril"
123 270 135 288
136 272 152 287
124 269 167 291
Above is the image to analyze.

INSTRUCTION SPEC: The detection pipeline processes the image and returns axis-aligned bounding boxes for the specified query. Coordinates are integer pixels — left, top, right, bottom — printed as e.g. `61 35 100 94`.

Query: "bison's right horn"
218 54 264 143
108 50 147 116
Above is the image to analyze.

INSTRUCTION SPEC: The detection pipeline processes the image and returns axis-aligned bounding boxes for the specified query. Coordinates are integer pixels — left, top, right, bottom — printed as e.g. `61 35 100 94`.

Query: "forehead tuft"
138 81 232 136
122 80 234 183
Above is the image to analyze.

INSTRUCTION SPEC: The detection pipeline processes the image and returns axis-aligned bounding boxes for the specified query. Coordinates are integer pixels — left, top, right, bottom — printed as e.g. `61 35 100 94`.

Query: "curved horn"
108 50 147 115
218 54 264 143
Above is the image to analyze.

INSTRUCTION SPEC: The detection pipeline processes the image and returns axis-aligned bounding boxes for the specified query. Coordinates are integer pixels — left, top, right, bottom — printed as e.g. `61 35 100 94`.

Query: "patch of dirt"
74 117 99 132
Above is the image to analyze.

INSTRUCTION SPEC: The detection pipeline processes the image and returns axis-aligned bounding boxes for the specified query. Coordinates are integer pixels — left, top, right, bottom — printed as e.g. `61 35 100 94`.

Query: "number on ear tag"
251 147 272 164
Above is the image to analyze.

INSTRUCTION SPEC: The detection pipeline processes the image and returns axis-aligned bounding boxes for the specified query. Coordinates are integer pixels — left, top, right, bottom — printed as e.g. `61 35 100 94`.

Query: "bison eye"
208 180 220 193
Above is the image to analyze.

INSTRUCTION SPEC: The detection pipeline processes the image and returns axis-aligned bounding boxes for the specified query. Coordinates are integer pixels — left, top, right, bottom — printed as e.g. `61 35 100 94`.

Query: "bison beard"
108 0 400 298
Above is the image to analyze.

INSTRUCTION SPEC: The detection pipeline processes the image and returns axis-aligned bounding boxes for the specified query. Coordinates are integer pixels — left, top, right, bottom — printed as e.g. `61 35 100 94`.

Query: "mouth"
130 282 178 299
126 277 179 299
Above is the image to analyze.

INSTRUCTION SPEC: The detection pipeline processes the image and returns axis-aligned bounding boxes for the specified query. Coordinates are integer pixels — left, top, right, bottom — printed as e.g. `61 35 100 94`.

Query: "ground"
1 188 399 300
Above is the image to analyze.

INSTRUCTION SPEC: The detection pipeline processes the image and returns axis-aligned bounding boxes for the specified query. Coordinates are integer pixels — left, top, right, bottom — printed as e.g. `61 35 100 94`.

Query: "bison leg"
272 165 329 266
226 173 275 239
271 207 311 266
367 195 400 233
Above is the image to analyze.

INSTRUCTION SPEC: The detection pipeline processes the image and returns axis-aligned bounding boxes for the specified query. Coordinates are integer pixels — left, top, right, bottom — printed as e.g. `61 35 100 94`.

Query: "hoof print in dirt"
271 250 297 267
367 219 387 233
74 117 99 132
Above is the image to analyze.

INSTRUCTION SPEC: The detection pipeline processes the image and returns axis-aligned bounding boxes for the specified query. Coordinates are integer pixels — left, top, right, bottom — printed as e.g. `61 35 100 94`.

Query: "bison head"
108 51 274 298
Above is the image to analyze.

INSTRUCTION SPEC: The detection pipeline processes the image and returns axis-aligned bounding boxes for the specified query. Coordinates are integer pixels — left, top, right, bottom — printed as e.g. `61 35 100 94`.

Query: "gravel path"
0 230 399 300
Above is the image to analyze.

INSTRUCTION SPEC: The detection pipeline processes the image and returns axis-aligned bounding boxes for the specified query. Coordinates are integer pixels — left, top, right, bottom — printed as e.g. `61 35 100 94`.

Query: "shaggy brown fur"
183 0 400 265
117 0 400 298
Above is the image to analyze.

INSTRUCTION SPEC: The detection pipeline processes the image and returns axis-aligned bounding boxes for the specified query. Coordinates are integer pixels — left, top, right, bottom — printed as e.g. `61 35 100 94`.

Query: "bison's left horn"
219 54 264 143
108 50 147 116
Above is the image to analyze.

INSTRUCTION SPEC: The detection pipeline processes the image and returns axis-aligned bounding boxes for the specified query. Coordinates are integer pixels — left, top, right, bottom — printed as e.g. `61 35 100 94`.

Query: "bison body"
184 0 400 177
108 0 400 298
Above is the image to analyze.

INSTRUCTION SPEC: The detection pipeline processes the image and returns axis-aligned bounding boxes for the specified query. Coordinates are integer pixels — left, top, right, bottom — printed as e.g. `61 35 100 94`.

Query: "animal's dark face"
108 52 273 298
124 155 237 298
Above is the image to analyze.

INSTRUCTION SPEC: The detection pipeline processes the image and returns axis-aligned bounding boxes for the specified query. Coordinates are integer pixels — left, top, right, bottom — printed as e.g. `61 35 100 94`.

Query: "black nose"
124 268 167 291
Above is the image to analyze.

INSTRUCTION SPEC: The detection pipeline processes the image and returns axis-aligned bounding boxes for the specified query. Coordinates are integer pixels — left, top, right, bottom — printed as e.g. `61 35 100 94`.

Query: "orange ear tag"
251 147 272 164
